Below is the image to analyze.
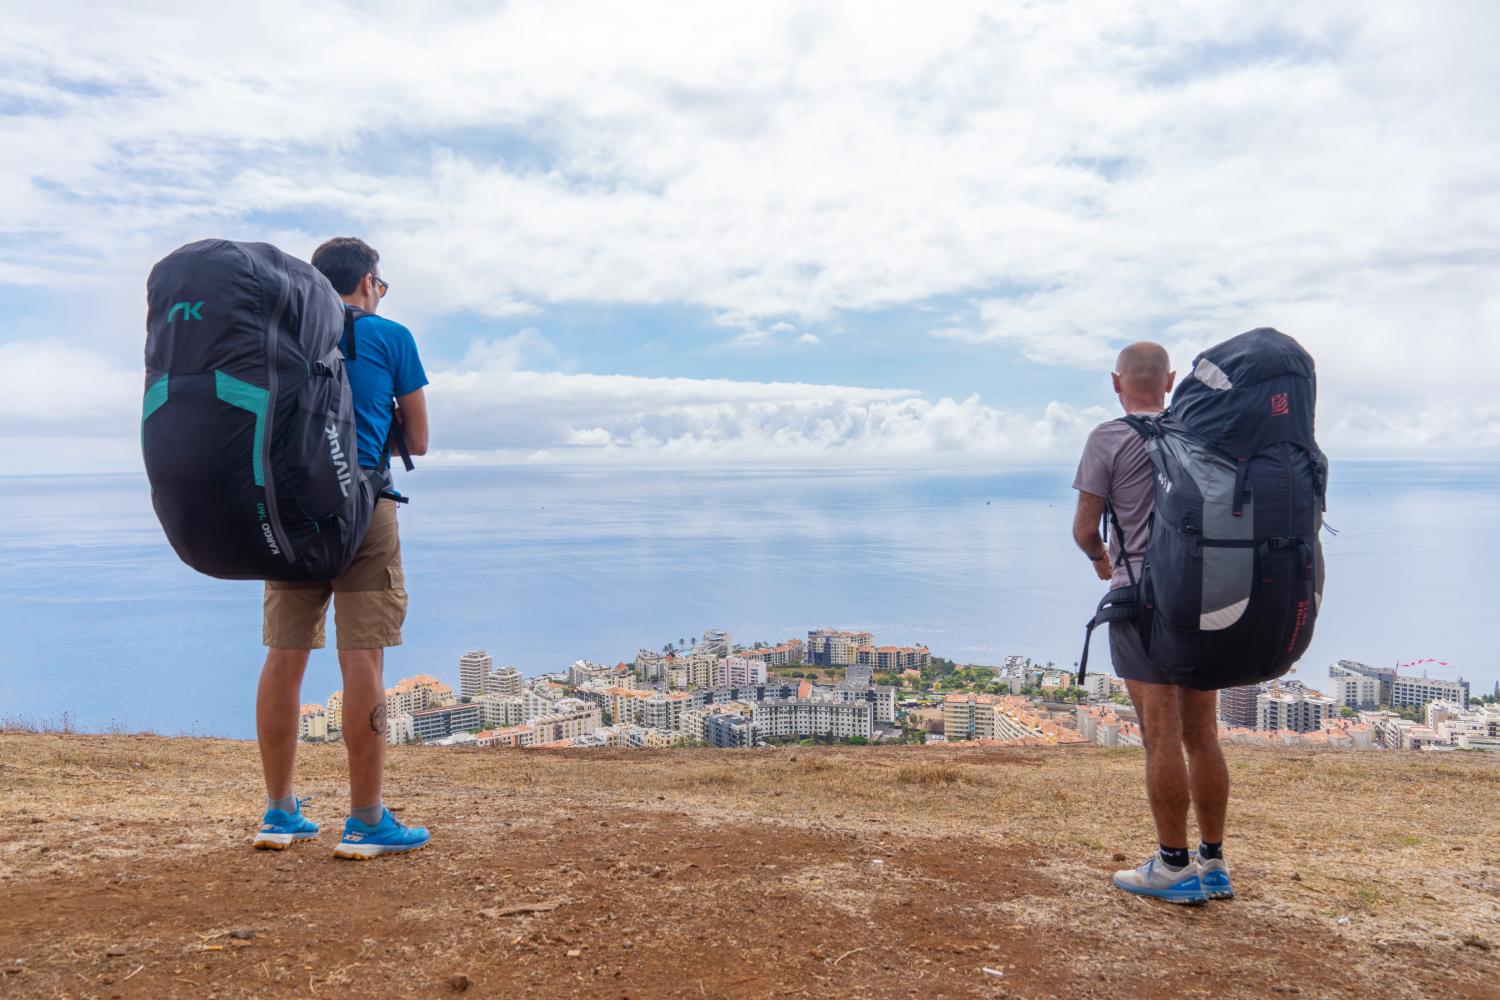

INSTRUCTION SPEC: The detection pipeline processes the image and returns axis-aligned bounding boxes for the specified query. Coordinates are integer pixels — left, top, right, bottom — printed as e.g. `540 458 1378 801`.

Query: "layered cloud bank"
5 338 1496 476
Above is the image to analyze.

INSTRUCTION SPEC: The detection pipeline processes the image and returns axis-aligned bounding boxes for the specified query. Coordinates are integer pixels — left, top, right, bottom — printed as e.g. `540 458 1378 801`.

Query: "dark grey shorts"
1109 621 1172 685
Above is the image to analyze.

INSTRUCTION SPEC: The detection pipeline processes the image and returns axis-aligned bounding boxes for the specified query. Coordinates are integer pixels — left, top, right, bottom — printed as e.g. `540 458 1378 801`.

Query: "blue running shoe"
333 807 430 860
252 799 319 850
1194 852 1234 899
1112 853 1207 904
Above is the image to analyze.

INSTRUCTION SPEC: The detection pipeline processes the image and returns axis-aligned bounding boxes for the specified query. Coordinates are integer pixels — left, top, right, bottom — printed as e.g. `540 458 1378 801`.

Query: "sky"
2 1 1498 472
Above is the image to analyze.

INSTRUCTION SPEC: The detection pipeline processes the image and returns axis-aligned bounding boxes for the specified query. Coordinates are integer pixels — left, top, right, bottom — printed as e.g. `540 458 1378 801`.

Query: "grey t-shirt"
1072 414 1160 588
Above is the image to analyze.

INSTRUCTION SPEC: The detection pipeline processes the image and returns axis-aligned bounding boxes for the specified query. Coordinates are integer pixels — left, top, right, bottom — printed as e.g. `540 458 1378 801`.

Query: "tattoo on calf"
370 704 388 735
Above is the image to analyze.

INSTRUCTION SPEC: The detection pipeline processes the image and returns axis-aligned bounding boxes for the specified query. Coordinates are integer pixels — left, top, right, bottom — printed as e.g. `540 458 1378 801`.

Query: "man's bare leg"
1177 687 1229 845
338 647 386 818
1125 679 1190 850
256 648 310 802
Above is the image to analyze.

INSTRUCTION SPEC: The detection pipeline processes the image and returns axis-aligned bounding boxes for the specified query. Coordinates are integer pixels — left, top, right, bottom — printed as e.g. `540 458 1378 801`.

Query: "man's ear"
1165 370 1176 393
1111 372 1122 395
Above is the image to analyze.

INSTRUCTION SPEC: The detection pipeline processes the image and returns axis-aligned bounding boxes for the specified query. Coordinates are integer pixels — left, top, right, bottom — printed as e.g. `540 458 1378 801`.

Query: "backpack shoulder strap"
1118 413 1157 440
342 305 368 361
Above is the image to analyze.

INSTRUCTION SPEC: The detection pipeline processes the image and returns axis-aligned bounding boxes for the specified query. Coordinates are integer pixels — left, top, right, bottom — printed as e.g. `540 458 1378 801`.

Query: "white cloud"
0 2 1497 448
6 337 1491 476
0 341 140 427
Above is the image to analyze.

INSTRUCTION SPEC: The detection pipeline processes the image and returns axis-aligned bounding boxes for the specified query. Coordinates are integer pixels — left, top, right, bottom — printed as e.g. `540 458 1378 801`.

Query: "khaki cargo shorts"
263 498 407 650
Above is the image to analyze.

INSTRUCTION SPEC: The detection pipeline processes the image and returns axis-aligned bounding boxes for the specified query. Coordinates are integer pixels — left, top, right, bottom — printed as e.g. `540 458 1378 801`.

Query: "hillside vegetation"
0 733 1496 998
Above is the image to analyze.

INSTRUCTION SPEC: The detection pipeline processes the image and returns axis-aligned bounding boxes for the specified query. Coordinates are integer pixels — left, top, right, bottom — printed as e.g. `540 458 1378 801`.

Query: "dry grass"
894 761 972 785
0 733 1497 999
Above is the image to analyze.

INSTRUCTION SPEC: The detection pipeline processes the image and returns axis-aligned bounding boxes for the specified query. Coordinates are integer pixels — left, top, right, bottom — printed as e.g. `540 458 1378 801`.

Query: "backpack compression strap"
1078 584 1138 684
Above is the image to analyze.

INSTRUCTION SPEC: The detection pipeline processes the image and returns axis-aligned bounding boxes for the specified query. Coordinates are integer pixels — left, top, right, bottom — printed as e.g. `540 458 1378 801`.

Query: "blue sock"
351 803 383 826
267 794 297 814
1159 845 1190 869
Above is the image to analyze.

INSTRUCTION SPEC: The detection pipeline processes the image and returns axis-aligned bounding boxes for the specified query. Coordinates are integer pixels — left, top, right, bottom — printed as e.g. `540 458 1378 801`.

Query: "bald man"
1071 341 1231 905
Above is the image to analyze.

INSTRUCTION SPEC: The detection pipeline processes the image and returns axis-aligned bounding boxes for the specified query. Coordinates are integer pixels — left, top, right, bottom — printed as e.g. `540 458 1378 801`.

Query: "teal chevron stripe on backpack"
142 374 169 421
214 370 269 486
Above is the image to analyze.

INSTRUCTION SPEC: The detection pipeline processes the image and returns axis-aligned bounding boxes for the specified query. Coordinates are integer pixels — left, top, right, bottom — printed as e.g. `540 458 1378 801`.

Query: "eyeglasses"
370 274 389 297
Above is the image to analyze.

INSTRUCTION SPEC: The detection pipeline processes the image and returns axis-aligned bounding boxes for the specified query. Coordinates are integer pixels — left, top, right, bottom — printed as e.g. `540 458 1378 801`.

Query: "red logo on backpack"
1270 392 1290 417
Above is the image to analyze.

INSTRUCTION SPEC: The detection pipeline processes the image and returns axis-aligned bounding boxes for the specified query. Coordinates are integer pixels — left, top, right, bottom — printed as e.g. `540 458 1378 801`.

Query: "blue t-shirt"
341 313 428 470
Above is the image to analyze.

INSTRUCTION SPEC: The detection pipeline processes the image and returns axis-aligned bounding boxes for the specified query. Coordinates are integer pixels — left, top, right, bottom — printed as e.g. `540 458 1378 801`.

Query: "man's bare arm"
394 388 429 456
1073 490 1112 581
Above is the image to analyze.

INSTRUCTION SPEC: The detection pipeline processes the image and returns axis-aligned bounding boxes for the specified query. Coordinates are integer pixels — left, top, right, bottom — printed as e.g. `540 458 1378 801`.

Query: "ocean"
1 462 1495 738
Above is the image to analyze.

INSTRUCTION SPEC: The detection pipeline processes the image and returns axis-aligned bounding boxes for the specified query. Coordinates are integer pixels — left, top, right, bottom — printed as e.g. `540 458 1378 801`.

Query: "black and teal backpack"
142 239 382 581
1080 328 1328 690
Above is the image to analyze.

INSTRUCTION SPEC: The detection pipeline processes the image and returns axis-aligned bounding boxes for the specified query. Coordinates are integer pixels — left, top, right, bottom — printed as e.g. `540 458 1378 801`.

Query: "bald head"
1112 341 1174 411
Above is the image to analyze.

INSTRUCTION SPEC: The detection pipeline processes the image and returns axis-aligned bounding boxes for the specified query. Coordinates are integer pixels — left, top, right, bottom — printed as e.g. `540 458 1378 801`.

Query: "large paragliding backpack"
142 239 409 581
1078 328 1328 691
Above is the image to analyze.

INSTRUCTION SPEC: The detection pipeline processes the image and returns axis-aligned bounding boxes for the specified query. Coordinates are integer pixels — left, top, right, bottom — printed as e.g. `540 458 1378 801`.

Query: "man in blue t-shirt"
254 237 433 859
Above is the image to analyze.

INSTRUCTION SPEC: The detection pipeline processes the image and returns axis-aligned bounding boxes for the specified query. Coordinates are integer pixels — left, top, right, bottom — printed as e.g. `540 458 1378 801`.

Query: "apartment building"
697 629 732 657
386 675 455 718
524 681 571 720
705 712 763 748
738 639 805 667
325 690 343 734
856 645 931 672
459 650 494 699
634 649 670 681
1330 660 1470 710
666 653 718 690
484 665 523 698
1218 684 1263 728
1081 672 1116 701
387 711 414 746
1257 683 1335 733
1328 661 1383 709
714 656 767 688
943 693 1003 741
642 692 692 732
530 700 603 744
752 699 874 740
806 629 874 666
1424 702 1500 750
568 659 612 687
827 668 898 724
1392 674 1469 710
688 682 802 710
298 704 327 742
410 702 483 742
473 724 534 749
473 693 526 729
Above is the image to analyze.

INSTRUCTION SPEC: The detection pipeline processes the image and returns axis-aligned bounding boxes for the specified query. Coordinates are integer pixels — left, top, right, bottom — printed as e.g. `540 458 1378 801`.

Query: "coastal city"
294 628 1500 755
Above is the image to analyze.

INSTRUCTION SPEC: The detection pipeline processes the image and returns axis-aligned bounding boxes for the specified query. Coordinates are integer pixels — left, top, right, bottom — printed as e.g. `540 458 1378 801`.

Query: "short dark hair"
311 237 380 295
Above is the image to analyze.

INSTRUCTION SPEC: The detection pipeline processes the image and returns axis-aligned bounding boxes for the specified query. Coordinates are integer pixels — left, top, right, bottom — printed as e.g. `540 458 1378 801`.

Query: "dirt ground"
0 733 1496 999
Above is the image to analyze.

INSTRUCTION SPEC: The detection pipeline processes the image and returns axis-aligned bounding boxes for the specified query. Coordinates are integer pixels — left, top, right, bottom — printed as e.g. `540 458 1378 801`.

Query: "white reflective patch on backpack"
1193 357 1234 390
1200 596 1249 631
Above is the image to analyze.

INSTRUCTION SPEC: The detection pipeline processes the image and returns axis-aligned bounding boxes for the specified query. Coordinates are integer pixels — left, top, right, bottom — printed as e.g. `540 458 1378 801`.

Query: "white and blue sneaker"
1112 853 1207 904
1194 852 1234 899
252 799 320 850
333 807 431 860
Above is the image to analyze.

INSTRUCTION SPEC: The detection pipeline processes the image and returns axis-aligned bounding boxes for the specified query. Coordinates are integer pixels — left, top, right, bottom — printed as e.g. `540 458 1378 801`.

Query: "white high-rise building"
698 629 731 657
298 704 328 742
1257 683 1335 733
459 650 494 699
484 665 523 697
387 712 415 746
568 659 612 686
1391 674 1469 710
